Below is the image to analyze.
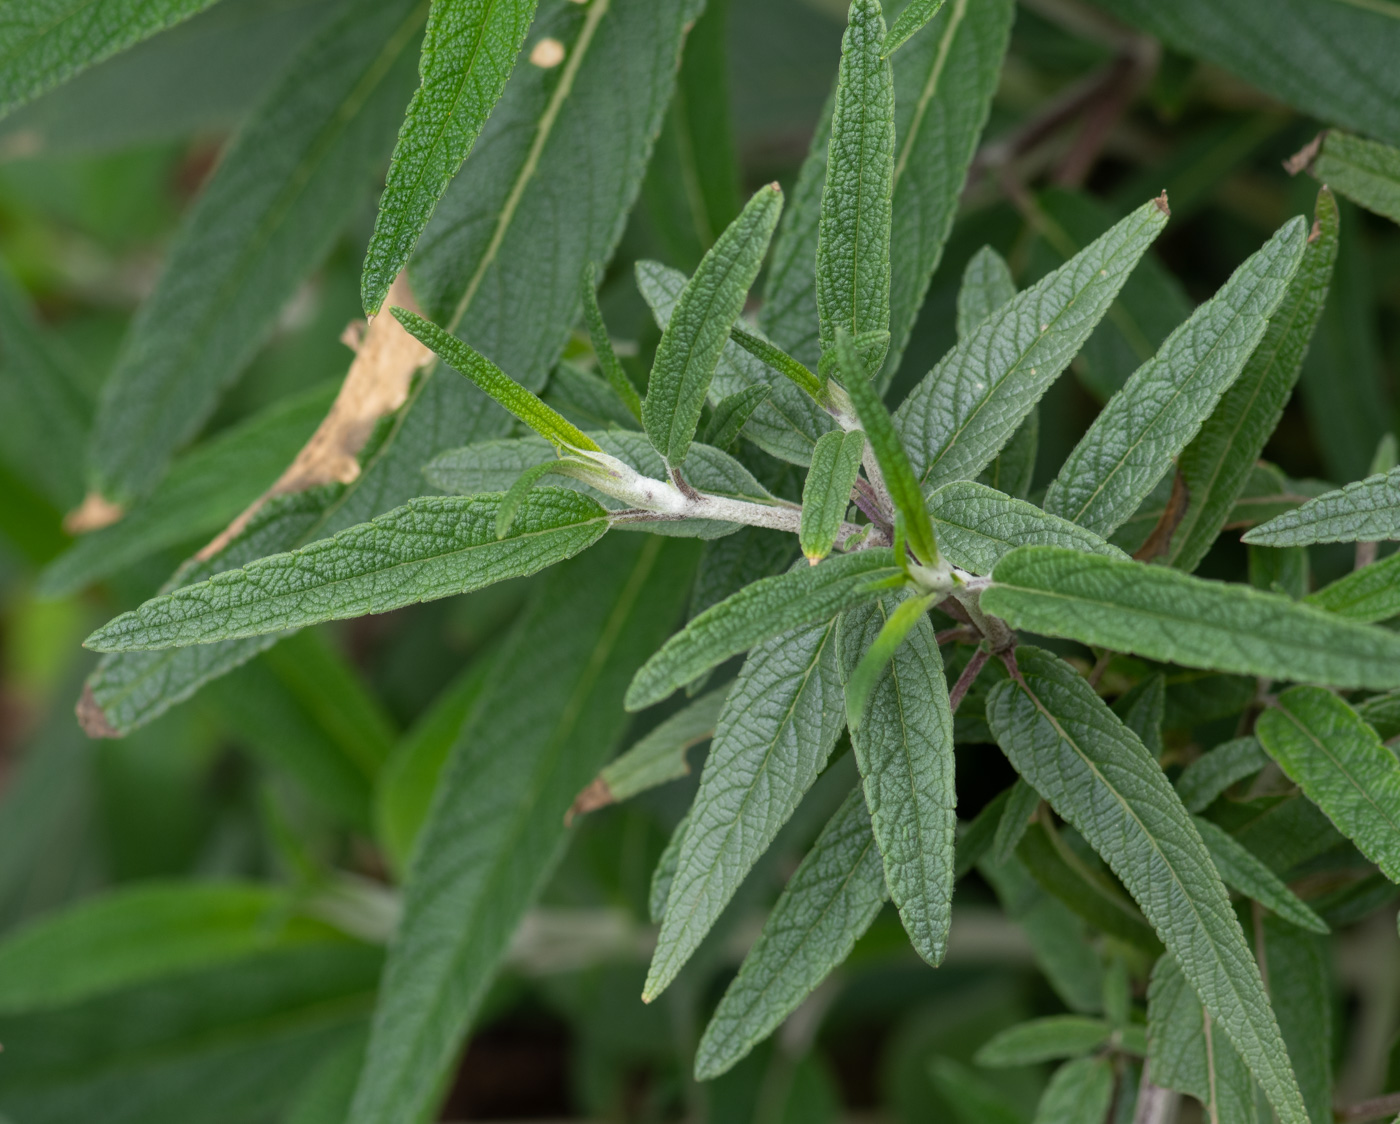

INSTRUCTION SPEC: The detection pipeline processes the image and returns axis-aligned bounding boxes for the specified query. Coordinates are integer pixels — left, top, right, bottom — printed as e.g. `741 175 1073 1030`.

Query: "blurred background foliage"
0 0 1396 1120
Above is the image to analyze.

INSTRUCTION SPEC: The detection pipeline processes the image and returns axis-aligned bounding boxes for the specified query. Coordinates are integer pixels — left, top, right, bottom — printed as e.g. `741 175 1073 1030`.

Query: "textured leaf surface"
592 686 728 807
349 536 695 1124
1357 690 1400 741
643 185 783 465
1311 131 1400 226
1256 686 1400 882
882 0 945 57
987 647 1307 1124
975 1016 1112 1067
840 597 954 964
992 777 1041 866
893 199 1169 490
1175 736 1269 813
1031 1057 1115 1124
1192 816 1327 933
1305 549 1400 623
86 490 608 651
705 384 771 452
1258 916 1332 1124
626 550 897 710
956 245 1016 341
1167 189 1338 570
1244 466 1400 546
90 0 424 502
645 619 846 1000
0 0 221 117
361 0 537 315
984 546 1400 692
1044 217 1307 538
693 788 885 1078
927 480 1126 576
649 812 688 924
801 429 865 563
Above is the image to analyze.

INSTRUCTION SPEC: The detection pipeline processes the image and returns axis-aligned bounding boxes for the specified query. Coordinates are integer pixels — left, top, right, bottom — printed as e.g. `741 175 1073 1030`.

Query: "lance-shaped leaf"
1258 915 1333 1124
89 0 425 503
642 184 783 466
395 308 599 451
361 0 538 315
1147 953 1258 1124
983 546 1400 692
894 198 1170 491
705 384 772 452
974 1017 1114 1067
1304 550 1400 623
1307 131 1400 227
581 263 643 422
987 647 1309 1124
815 0 894 360
1244 466 1400 547
729 326 826 403
1358 690 1400 741
571 686 728 819
85 490 609 652
1256 686 1400 883
644 619 846 1001
840 596 954 964
956 244 1016 341
1192 817 1327 934
882 0 946 57
928 480 1127 576
693 788 886 1078
801 430 866 563
992 777 1041 866
625 549 898 710
1175 736 1269 814
1031 1057 1115 1124
836 330 940 564
0 0 224 117
649 811 688 924
1167 189 1338 571
1043 217 1308 538
348 536 696 1124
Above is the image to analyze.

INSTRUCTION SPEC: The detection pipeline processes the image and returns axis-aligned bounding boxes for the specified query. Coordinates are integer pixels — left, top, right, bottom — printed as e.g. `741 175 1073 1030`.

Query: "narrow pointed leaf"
992 777 1041 866
956 245 1017 341
894 198 1170 490
1192 817 1328 933
645 619 846 1001
1258 916 1333 1124
729 326 826 403
801 429 866 563
1304 549 1400 623
983 546 1400 692
974 1017 1113 1067
86 490 609 651
1031 1057 1115 1124
840 592 936 731
1244 466 1400 546
361 0 538 315
90 0 425 502
927 480 1127 576
1308 131 1400 227
348 536 696 1124
705 384 772 451
1044 217 1308 538
1357 690 1400 741
988 647 1308 1124
1114 674 1166 760
1175 737 1269 814
581 263 643 422
642 184 783 465
649 813 688 924
882 0 946 57
495 462 563 538
1167 189 1339 571
840 597 955 963
625 549 897 710
1256 686 1400 883
693 788 886 1078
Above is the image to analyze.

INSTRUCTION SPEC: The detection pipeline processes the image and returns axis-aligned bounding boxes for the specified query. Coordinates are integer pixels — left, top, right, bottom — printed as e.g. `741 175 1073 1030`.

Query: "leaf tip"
76 683 119 739
1153 190 1171 216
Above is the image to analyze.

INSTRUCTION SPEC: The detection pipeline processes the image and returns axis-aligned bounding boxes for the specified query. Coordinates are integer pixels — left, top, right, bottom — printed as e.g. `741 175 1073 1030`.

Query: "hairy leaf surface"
1309 130 1400 226
1175 736 1269 813
801 430 866 563
1304 550 1400 623
1191 817 1327 933
1244 466 1400 546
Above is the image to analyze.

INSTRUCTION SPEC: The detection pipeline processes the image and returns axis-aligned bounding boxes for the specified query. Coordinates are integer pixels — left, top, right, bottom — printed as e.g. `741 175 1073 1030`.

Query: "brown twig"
1338 1092 1400 1123
949 650 991 713
936 626 977 647
1132 468 1190 563
1356 541 1379 570
1053 48 1157 187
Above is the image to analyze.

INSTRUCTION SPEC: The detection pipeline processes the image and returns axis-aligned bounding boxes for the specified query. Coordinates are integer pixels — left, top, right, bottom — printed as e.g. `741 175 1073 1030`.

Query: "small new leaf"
581 262 643 423
801 429 866 563
705 384 772 452
882 0 947 58
729 326 827 403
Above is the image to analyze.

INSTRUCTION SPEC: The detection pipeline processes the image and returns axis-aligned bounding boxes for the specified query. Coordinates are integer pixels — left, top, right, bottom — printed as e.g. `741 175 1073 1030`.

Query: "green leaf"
1357 690 1400 741
1146 952 1258 1124
987 647 1308 1124
85 490 609 651
581 263 643 422
983 546 1400 692
692 788 886 1079
705 384 772 451
1043 217 1308 538
956 245 1016 343
894 198 1170 491
495 462 565 538
649 811 688 923
0 882 338 1014
395 308 600 451
90 0 425 503
1175 736 1269 813
284 1033 367 1124
801 429 866 564
1305 549 1400 623
1309 132 1400 225
928 1057 1031 1124
977 410 1038 500
1191 817 1328 934
927 480 1128 576
1114 674 1166 760
348 535 696 1124
361 0 538 315
974 1016 1113 1067
992 777 1041 866
645 618 846 1001
1244 466 1400 547
1030 1057 1115 1124
546 358 642 429
625 549 898 711
840 596 955 964
643 184 783 466
0 262 90 511
882 0 946 57
39 383 335 597
1258 915 1333 1124
815 0 894 361
79 0 702 738
1167 188 1339 571
729 326 827 403
0 0 223 117
1256 686 1400 883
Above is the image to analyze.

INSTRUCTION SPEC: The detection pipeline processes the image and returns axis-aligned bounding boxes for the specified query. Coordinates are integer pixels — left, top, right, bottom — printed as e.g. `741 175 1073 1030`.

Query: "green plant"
6 0 1400 1121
